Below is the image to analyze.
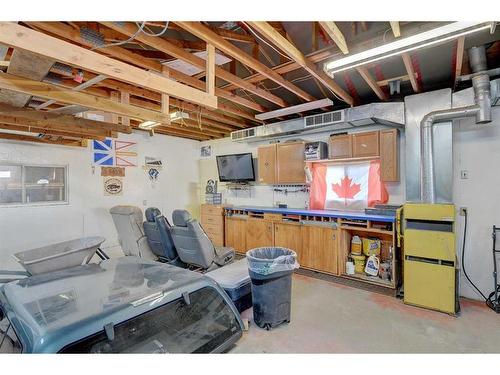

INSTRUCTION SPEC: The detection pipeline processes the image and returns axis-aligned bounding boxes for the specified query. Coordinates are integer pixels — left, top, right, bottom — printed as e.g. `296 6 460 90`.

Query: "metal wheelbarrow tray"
13 236 106 275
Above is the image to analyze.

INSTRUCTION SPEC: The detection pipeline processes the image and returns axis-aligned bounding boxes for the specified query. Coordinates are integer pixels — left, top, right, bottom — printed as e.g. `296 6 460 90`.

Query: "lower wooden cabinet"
246 218 274 251
274 222 302 254
225 216 339 274
224 216 247 254
301 225 338 275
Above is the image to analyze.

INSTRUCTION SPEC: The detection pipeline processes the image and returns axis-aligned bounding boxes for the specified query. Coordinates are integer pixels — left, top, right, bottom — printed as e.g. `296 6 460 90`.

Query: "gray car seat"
109 206 155 260
143 207 183 266
170 209 235 271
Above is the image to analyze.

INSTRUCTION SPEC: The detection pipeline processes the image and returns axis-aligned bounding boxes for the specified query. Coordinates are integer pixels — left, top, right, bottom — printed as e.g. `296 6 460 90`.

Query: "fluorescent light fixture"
138 120 160 130
0 171 11 178
139 111 189 129
255 99 333 121
170 111 190 122
324 22 490 74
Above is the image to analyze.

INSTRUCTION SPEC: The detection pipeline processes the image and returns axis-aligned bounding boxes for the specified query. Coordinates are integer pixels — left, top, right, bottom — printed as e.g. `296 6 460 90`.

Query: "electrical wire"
92 21 169 51
461 210 488 300
242 22 291 60
91 22 147 50
137 21 169 37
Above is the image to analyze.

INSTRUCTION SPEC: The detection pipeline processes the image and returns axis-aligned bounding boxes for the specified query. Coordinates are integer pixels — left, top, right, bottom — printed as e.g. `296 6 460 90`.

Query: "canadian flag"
309 160 388 210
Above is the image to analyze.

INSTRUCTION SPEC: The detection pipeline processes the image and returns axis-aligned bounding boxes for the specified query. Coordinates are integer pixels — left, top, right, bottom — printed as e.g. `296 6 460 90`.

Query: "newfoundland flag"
309 160 388 210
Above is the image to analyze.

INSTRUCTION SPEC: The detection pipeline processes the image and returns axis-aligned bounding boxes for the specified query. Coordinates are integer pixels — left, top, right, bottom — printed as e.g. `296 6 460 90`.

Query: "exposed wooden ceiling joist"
0 50 54 107
389 22 401 38
0 22 218 109
0 73 168 123
318 22 349 54
222 47 336 91
175 21 316 102
0 132 87 147
355 66 388 101
0 121 108 140
0 102 130 134
101 22 288 109
246 22 353 106
454 36 466 85
401 52 421 92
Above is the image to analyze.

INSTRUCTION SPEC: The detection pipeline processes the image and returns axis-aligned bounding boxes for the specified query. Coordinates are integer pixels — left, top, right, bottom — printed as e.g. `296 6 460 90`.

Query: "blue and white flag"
92 139 114 166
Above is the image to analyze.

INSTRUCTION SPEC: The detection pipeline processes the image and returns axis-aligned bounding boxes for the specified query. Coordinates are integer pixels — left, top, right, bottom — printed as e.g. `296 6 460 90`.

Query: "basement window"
0 164 68 205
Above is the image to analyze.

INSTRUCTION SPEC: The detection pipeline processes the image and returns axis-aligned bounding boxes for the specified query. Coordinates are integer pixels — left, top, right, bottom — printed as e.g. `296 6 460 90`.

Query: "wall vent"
231 128 256 141
304 110 345 129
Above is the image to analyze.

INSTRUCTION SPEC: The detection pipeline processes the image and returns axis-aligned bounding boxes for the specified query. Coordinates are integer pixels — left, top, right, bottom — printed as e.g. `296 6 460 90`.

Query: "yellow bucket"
351 254 366 274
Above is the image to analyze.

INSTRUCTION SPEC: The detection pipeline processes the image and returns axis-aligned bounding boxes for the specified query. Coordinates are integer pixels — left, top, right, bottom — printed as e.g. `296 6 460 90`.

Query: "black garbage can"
246 247 298 330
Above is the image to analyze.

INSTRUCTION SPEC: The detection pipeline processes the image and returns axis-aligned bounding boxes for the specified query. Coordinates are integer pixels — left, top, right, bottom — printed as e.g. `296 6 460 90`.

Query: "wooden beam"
0 132 86 147
161 66 171 126
102 22 287 108
390 22 401 38
318 22 349 54
401 52 420 92
167 22 255 44
0 50 55 107
47 68 253 128
0 102 131 134
0 22 218 109
176 21 316 102
454 36 466 85
247 22 353 105
355 66 388 101
377 74 410 86
222 46 335 91
0 73 168 123
0 122 107 140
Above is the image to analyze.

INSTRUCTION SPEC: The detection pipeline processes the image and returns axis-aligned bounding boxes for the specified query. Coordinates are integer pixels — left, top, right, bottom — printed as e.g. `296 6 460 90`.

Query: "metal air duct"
420 45 494 203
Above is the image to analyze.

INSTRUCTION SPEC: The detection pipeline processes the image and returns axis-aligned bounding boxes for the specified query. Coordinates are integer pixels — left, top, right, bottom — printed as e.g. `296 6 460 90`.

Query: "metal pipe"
420 106 479 203
419 45 492 203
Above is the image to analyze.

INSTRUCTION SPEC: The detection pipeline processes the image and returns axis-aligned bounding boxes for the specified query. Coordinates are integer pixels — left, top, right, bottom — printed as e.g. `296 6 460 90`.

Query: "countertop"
223 205 396 223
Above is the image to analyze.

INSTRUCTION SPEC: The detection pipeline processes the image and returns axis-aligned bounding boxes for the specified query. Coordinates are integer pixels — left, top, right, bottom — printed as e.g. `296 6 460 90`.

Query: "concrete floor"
231 273 500 353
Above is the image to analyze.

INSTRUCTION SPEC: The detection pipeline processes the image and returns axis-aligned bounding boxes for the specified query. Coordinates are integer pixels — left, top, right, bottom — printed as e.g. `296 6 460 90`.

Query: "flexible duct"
420 45 492 203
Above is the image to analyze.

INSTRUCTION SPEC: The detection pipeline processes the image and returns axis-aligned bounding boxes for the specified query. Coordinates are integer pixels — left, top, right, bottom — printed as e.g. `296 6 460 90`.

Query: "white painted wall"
0 131 200 271
454 105 500 301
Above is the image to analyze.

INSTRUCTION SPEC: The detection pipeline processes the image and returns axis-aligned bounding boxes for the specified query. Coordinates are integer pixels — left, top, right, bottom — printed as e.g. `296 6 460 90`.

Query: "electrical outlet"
460 170 469 179
142 200 148 206
459 207 468 216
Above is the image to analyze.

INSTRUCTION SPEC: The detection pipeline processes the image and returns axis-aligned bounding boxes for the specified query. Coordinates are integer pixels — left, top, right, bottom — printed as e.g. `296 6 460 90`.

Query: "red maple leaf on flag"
332 176 361 205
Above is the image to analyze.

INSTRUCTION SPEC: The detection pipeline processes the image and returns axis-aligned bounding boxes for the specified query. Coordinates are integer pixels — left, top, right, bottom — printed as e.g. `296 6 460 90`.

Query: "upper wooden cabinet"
258 141 305 184
352 131 379 157
257 144 277 184
328 129 399 182
329 134 352 159
379 129 399 182
277 142 305 184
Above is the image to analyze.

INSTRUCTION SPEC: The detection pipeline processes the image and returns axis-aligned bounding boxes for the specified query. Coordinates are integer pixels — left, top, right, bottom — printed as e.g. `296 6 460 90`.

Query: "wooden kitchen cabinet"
257 144 277 184
329 134 352 159
301 225 338 275
352 131 379 157
276 141 305 183
224 216 247 254
274 222 302 255
246 218 274 250
380 129 399 182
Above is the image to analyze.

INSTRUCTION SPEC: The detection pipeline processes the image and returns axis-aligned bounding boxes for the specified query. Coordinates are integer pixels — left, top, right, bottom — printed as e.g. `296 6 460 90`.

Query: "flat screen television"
216 153 255 182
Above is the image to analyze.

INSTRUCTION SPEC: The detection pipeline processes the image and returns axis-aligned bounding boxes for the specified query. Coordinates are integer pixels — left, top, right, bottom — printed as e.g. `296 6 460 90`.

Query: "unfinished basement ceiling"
0 21 498 146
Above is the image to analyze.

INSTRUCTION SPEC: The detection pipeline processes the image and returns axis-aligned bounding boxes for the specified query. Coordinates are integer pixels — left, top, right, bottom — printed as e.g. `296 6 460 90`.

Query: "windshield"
0 308 22 353
60 286 241 353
